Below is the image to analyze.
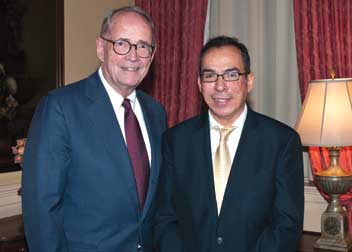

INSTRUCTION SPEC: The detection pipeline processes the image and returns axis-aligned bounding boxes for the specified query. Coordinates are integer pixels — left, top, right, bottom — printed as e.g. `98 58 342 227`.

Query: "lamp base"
314 210 352 251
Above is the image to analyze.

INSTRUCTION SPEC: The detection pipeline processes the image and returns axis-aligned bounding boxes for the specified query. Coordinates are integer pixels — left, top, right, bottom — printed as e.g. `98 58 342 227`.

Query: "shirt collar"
98 67 137 109
209 104 248 131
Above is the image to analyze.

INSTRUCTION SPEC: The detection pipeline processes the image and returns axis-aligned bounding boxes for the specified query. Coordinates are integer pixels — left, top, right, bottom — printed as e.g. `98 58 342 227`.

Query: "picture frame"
0 0 64 172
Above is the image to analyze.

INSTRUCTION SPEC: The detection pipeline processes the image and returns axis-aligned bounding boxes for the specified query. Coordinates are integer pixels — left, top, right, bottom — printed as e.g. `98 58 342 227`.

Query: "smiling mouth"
121 66 140 72
213 97 230 103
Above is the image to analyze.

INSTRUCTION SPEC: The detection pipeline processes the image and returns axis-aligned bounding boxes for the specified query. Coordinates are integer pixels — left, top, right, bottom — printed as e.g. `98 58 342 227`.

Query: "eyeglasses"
100 37 154 58
200 70 249 83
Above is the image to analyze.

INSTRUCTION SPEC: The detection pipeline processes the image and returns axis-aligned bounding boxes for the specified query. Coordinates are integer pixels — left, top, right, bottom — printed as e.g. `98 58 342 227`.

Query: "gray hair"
100 6 156 46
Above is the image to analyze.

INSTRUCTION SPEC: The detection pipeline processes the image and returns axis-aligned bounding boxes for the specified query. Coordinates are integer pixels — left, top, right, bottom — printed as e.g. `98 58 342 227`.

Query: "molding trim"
0 183 22 218
0 180 333 228
304 184 327 232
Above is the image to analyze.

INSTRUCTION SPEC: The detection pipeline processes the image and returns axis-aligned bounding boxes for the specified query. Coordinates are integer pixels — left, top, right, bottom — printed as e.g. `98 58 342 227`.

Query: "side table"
0 215 27 252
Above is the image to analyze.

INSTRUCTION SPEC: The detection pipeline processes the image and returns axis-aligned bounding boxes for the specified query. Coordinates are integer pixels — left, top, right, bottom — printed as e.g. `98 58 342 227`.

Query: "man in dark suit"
22 6 166 252
154 36 304 252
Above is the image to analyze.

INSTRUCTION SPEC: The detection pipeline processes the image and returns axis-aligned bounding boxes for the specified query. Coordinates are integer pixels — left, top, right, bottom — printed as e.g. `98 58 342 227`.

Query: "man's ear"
246 72 254 93
197 76 202 93
96 37 105 62
150 45 157 62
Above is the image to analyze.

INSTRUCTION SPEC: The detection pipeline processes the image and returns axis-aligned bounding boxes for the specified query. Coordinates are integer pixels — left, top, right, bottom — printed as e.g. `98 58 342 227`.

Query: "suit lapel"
191 113 219 218
221 108 260 216
136 92 161 219
84 72 140 213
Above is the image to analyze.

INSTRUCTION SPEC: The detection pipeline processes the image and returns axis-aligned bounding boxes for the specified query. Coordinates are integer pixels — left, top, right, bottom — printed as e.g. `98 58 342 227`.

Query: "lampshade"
295 78 352 147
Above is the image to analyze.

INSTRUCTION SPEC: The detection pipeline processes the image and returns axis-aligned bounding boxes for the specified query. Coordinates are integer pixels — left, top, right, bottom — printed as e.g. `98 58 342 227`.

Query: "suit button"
217 236 223 245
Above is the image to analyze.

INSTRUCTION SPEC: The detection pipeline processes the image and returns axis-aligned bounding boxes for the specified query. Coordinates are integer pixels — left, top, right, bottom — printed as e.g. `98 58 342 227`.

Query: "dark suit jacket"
154 108 304 252
22 71 167 252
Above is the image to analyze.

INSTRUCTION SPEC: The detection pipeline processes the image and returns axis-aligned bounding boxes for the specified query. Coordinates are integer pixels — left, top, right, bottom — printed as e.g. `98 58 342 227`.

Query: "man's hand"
12 138 26 166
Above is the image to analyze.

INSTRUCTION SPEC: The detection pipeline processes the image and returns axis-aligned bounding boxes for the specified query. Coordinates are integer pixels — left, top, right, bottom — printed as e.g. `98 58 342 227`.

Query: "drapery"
293 0 352 230
207 0 302 128
206 0 311 178
135 0 208 126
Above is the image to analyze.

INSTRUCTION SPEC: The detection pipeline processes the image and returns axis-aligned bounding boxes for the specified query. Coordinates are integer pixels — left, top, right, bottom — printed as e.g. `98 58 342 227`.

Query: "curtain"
293 0 352 230
207 0 311 178
208 0 301 128
135 0 208 127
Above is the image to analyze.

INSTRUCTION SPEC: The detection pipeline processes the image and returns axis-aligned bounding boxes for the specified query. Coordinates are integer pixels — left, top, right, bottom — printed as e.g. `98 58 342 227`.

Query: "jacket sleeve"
22 94 70 252
153 133 184 252
255 132 304 252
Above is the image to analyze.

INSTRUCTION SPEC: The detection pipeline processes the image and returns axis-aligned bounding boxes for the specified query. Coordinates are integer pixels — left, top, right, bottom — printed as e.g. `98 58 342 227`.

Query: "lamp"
295 77 352 251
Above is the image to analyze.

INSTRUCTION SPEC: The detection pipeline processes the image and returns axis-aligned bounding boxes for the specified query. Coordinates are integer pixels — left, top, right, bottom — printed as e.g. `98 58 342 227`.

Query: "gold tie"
213 126 235 214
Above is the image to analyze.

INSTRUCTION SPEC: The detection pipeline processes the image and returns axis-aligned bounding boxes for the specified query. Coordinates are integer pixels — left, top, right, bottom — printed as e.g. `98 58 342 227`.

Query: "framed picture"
0 0 64 172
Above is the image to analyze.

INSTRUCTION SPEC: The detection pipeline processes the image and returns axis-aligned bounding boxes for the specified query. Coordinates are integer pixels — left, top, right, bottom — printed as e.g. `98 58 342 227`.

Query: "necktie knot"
213 126 235 142
122 98 132 111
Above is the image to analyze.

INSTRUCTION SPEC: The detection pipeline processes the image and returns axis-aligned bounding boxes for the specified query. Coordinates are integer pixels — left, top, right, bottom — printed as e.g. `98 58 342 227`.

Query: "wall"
0 0 135 218
0 0 58 218
0 172 22 218
64 0 134 84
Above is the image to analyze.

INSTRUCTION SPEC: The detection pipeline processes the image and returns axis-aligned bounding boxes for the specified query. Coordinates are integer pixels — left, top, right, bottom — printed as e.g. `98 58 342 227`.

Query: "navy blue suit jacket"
22 72 167 252
154 108 304 252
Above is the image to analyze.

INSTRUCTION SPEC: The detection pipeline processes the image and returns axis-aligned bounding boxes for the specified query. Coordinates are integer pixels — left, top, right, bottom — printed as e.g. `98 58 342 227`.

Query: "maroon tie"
122 98 150 210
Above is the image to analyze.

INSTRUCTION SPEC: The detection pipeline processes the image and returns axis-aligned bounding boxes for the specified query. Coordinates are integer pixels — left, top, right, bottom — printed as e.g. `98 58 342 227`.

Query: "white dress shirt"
98 68 152 166
209 105 247 181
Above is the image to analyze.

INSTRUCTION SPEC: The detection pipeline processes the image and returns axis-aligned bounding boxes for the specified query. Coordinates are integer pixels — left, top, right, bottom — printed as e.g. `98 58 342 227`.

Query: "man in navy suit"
22 6 166 252
154 36 304 252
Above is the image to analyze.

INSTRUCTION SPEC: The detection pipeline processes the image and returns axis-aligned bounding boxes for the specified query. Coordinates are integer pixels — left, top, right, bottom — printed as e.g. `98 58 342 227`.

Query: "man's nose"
127 45 138 60
214 76 227 91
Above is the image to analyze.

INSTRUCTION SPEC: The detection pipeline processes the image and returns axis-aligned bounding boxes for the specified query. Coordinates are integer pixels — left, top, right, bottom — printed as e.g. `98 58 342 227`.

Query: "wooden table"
0 215 27 252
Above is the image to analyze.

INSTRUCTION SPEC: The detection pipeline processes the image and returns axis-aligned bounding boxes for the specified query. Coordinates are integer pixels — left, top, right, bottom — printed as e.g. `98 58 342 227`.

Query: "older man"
22 6 166 252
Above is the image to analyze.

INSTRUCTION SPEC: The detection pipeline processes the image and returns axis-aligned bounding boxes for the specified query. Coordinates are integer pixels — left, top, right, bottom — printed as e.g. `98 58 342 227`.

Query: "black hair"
199 35 251 74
